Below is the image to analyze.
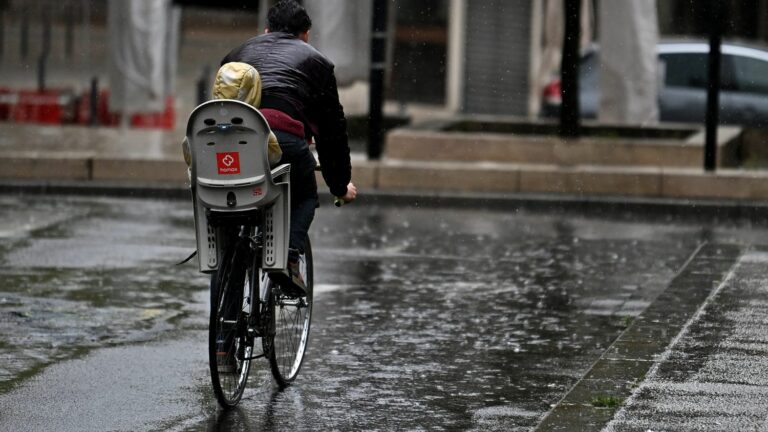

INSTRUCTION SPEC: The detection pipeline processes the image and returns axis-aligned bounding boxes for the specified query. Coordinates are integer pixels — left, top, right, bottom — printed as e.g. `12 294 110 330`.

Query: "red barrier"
131 95 175 129
1 87 175 129
12 90 75 124
75 90 119 126
0 89 17 120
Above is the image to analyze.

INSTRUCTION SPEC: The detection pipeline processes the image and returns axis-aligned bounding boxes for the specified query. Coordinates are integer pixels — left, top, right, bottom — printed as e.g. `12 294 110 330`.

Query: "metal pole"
259 0 275 31
82 0 91 80
704 0 722 171
37 54 46 91
65 3 74 60
560 0 581 138
0 7 5 63
20 6 29 60
367 0 388 160
41 8 51 57
197 66 210 105
38 8 51 92
90 77 99 126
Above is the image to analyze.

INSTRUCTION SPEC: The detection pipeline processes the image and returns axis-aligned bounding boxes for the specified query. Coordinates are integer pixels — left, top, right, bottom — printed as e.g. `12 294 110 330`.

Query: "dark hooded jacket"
221 32 351 197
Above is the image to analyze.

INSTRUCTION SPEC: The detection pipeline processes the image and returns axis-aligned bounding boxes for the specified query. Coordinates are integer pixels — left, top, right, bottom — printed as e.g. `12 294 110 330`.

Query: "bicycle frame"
217 222 270 345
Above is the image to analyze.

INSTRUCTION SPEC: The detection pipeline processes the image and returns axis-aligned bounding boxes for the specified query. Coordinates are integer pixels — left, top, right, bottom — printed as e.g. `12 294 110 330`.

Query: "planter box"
385 117 741 168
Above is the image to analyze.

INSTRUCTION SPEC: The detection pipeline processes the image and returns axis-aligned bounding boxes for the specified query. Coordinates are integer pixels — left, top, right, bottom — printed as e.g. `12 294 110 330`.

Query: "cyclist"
221 0 357 296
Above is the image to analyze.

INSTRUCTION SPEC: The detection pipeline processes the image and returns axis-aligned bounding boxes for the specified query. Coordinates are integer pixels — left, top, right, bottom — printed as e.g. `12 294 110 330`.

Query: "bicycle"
186 100 313 408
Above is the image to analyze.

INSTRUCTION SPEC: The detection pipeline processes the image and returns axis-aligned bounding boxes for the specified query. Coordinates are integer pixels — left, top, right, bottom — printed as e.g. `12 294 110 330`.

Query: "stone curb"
372 159 768 201
3 180 768 225
5 156 768 200
534 243 742 431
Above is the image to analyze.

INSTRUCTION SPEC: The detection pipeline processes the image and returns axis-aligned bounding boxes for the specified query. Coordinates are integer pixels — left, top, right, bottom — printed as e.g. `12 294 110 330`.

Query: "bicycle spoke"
209 238 257 408
268 243 313 386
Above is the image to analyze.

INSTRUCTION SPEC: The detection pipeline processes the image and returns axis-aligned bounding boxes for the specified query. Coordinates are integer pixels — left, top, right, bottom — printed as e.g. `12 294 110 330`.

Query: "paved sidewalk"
535 243 740 430
534 245 768 431
0 123 189 184
604 248 768 431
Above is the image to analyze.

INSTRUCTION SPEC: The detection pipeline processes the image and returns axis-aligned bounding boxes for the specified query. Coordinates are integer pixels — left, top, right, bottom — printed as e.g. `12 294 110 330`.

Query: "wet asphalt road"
2 195 768 431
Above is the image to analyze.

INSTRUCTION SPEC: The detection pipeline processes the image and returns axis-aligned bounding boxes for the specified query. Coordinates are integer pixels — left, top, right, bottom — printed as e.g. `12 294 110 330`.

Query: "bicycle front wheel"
209 242 253 408
266 241 314 386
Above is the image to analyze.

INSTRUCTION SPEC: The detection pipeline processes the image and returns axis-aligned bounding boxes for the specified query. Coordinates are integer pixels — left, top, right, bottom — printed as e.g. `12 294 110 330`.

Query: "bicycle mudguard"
186 100 290 274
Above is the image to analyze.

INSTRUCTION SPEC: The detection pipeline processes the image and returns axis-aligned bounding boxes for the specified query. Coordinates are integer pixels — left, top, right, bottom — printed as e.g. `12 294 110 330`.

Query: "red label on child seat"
216 152 241 175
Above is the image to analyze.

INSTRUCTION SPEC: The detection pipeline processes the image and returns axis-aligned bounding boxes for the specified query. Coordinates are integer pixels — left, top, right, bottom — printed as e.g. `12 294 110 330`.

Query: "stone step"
385 126 742 168
360 159 768 200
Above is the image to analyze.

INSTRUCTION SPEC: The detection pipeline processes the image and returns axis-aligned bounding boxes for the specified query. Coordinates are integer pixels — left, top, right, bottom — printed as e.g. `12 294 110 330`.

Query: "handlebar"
315 163 349 208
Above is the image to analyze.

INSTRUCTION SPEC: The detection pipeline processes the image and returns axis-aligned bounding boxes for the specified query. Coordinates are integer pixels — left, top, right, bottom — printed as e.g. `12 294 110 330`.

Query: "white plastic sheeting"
107 0 179 114
598 0 659 124
305 0 371 86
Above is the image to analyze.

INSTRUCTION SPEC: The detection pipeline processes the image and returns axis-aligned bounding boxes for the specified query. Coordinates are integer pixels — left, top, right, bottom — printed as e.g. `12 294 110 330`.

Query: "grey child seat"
186 99 290 274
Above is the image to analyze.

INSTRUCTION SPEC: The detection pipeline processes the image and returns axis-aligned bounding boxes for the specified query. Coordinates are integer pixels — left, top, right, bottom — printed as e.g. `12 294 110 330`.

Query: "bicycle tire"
209 240 254 408
265 240 314 386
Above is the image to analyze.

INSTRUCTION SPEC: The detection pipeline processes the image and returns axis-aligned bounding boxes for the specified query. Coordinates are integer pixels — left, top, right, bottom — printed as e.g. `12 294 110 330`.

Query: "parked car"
541 41 768 127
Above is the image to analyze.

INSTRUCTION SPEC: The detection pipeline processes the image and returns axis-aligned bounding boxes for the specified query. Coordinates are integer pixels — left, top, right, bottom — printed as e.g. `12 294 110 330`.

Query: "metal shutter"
464 0 532 115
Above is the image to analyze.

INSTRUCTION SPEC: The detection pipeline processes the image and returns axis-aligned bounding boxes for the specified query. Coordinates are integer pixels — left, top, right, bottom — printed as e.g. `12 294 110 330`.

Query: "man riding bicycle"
221 0 357 296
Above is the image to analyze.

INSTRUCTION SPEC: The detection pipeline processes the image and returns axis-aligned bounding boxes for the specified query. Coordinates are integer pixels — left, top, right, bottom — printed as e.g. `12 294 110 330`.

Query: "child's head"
212 62 262 107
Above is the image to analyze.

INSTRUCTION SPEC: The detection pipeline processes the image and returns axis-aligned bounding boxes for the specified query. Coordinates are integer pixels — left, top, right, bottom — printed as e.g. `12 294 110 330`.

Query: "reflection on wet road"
1 195 767 431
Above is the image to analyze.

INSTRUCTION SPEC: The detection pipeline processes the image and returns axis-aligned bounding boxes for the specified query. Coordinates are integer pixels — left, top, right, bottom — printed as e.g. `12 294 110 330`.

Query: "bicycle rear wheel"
209 241 253 408
265 241 314 386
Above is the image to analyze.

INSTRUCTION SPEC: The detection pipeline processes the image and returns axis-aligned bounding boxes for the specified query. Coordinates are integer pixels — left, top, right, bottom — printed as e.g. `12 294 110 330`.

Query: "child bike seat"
186 100 290 273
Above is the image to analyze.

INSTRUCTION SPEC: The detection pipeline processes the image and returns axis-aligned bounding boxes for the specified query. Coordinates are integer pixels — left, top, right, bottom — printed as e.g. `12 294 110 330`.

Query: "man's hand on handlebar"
339 182 357 204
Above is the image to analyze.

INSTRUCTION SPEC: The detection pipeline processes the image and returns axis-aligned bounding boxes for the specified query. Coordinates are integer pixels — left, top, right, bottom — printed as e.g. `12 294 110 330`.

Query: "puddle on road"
0 196 208 392
0 196 89 239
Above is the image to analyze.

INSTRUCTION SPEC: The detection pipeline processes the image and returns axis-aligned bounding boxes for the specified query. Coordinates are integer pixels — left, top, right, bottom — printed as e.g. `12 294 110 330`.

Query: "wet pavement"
1 195 768 430
605 248 768 431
